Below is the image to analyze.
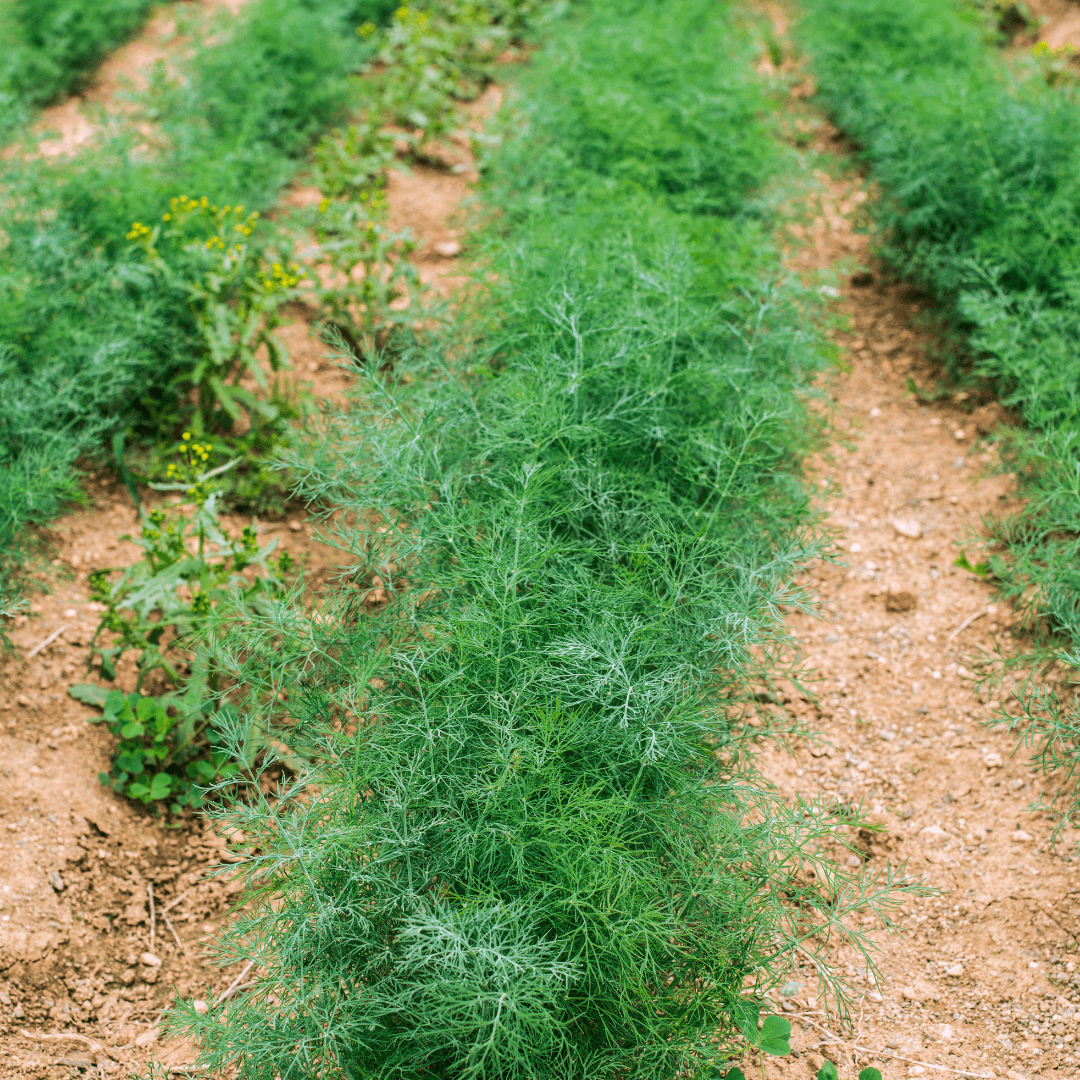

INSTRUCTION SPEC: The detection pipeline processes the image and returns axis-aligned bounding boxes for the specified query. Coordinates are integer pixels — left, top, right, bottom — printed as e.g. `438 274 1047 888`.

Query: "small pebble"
885 589 917 613
193 1000 209 1015
944 963 964 977
983 751 1004 769
288 520 302 532
433 239 461 257
135 1029 158 1047
892 517 922 539
1010 829 1034 843
141 951 162 966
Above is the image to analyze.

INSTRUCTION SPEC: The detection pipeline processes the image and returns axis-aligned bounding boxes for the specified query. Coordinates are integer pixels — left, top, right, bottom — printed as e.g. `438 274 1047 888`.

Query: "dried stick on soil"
161 888 189 914
27 625 68 658
947 609 986 642
214 960 255 1005
793 1013 990 1077
148 883 156 952
18 1030 120 1062
162 911 185 952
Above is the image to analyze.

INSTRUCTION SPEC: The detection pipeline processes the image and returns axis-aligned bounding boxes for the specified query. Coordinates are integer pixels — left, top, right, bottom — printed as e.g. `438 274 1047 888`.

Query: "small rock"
951 783 971 799
938 1023 955 1040
944 963 964 977
1007 1071 1027 1080
908 1067 926 1077
49 871 65 891
16 694 31 707
142 967 160 984
13 1004 24 1018
141 951 162 966
892 518 922 539
919 824 949 842
193 1000 209 1015
868 990 883 1002
433 239 461 257
1010 829 1034 843
902 977 937 1003
885 589 917 613
135 1028 158 1048
983 751 1004 769
288 520 302 532
807 1053 825 1072
120 968 136 985
845 854 862 868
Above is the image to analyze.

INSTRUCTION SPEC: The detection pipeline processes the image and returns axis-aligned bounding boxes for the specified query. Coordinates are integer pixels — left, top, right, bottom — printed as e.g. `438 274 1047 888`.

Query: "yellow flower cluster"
1033 40 1077 58
126 221 153 242
259 261 305 292
357 20 377 37
395 6 429 29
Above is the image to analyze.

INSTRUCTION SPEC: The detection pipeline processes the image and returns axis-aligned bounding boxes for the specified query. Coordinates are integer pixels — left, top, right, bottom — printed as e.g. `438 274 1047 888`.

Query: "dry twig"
18 1029 120 1062
161 888 190 914
792 1012 991 1077
214 960 255 1005
148 882 156 953
163 911 185 952
947 609 986 642
27 625 68 658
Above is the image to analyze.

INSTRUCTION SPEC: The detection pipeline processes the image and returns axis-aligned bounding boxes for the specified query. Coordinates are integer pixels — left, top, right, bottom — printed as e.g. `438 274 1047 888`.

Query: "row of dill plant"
794 0 1080 833
0 0 546 620
0 0 164 138
168 1 913 1076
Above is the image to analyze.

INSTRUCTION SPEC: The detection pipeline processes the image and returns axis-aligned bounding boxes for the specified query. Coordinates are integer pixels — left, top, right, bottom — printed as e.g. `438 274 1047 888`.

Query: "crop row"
144 0 904 1076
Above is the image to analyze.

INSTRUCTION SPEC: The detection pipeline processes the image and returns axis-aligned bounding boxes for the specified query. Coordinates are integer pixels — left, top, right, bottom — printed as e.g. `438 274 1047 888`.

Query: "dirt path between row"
734 49 1080 1080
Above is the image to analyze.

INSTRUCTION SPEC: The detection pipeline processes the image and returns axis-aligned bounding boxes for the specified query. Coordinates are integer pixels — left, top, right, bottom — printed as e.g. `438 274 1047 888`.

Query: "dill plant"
0 0 161 133
0 0 547 613
797 0 1080 829
167 2 912 1076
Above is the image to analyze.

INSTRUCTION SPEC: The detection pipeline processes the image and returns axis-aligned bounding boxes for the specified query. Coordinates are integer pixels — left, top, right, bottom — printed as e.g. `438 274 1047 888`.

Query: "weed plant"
165 2 913 1076
70 435 294 812
0 0 543 621
0 0 160 136
797 0 1080 827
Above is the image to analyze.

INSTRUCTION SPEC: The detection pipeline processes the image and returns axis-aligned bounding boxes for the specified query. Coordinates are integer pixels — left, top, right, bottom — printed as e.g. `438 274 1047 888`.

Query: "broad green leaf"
817 1061 838 1080
149 773 173 800
103 689 128 719
758 1014 791 1056
858 1069 883 1080
722 1070 746 1080
120 722 145 739
69 683 110 708
126 782 150 800
116 751 145 773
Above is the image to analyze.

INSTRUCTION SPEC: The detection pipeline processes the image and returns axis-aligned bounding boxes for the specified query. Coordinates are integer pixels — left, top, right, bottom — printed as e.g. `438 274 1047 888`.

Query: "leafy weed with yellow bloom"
127 195 306 435
72 432 295 816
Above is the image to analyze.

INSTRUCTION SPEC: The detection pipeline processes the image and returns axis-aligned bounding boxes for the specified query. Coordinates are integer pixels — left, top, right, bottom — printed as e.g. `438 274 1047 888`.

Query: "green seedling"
954 551 991 577
817 1061 838 1080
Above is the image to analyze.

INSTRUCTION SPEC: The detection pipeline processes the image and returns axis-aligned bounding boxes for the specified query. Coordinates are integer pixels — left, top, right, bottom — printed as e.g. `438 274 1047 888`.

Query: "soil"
2 8 1080 1080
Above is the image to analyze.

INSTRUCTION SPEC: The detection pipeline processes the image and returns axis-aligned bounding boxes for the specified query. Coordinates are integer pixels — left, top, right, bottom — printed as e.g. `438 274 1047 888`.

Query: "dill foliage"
797 0 1080 824
0 0 159 131
0 0 394 613
170 2 909 1076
